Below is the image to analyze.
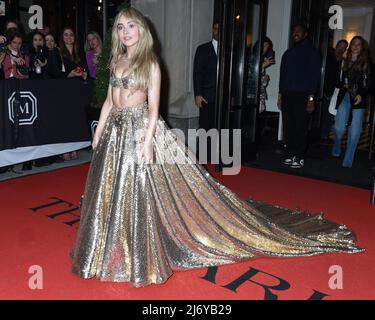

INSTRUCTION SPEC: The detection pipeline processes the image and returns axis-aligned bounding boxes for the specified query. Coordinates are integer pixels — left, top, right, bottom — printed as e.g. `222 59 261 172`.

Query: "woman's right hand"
139 141 154 164
15 57 26 65
195 96 208 108
36 59 47 67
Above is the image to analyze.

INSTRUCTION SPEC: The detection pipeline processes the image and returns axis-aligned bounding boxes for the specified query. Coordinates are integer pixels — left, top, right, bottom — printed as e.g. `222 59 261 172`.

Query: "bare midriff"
111 86 147 109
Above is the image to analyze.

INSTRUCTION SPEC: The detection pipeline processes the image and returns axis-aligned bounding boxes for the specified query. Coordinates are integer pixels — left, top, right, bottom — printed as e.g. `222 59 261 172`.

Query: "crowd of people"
0 19 373 173
277 24 371 169
0 20 103 171
0 20 102 81
194 22 372 170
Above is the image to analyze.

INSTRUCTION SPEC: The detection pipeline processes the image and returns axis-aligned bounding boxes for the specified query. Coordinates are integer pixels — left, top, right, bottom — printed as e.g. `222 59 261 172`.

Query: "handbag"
328 88 340 116
329 61 344 116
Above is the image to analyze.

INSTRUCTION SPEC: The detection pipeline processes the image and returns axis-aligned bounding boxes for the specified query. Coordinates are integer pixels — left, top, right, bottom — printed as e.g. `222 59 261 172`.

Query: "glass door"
215 0 268 167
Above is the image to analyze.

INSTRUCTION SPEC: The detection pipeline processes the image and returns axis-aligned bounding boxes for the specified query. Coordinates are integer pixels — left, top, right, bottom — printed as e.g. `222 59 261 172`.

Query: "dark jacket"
61 51 87 78
28 46 48 79
45 47 63 79
279 39 321 95
193 41 218 104
336 61 371 110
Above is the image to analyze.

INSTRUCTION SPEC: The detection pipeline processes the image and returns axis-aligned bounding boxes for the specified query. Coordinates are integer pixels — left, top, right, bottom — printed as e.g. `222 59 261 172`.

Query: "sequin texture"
70 103 364 287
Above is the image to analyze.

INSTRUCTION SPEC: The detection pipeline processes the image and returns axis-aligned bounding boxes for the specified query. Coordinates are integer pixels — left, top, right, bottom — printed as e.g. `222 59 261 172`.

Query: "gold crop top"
109 72 137 90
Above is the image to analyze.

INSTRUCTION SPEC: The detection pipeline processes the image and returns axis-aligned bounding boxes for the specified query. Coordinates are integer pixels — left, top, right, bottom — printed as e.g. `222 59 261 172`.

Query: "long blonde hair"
109 7 158 91
85 31 103 53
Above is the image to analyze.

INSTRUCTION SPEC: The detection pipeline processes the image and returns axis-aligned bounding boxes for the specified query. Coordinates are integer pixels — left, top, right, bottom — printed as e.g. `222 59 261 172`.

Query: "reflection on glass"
245 3 261 104
229 0 261 107
230 0 246 107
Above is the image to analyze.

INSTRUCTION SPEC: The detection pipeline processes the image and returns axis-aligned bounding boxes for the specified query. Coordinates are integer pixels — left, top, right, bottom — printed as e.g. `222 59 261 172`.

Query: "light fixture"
345 31 357 43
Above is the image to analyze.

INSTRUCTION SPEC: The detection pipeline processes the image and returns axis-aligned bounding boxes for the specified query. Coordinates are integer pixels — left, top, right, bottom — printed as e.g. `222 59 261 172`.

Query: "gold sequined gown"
70 103 363 287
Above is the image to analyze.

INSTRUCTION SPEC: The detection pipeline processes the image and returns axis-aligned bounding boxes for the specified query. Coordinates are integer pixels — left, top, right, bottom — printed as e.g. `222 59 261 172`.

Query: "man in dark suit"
193 23 219 132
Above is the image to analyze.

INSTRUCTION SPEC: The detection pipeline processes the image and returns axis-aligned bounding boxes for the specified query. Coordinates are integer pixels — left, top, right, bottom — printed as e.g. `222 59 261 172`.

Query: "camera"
35 45 46 62
16 63 29 76
265 49 275 61
0 41 7 54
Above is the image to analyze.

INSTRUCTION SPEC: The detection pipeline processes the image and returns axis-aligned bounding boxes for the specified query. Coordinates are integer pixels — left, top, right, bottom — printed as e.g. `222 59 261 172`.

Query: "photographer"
45 33 63 78
0 29 29 79
0 35 6 79
28 31 47 79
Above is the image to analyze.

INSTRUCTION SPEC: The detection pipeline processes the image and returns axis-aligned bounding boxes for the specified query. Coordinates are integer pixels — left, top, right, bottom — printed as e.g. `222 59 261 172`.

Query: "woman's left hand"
36 59 47 67
139 142 153 164
354 95 362 106
306 100 315 114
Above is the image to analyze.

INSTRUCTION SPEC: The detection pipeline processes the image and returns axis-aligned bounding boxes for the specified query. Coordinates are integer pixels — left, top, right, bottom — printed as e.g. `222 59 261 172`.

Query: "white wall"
333 7 374 45
265 0 292 139
132 0 214 118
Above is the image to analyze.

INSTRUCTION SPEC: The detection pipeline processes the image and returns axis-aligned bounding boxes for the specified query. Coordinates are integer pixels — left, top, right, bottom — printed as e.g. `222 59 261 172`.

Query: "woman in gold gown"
70 8 363 288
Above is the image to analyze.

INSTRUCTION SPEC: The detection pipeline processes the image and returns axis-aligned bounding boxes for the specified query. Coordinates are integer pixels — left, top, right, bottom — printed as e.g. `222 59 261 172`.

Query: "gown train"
70 103 363 287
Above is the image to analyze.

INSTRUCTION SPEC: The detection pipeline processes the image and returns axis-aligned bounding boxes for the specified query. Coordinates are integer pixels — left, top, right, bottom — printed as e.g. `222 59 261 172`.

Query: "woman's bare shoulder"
151 61 161 75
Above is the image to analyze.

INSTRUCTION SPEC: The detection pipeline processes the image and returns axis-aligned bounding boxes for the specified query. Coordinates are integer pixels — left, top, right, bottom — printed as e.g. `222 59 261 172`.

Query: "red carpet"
0 164 374 300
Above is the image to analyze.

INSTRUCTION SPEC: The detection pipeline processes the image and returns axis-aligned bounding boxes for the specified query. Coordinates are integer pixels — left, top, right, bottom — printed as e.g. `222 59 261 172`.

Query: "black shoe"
22 161 33 171
290 157 304 169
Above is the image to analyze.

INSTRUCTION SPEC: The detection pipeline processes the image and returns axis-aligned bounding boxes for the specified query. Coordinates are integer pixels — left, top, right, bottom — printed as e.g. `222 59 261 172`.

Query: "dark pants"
197 102 216 163
199 102 215 131
320 94 334 139
282 92 310 158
